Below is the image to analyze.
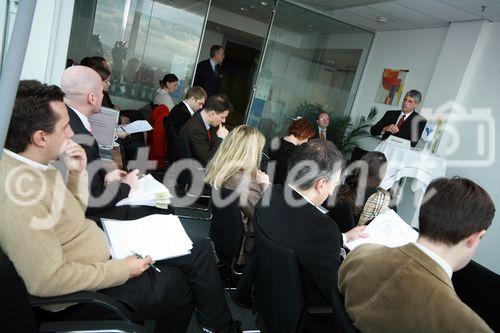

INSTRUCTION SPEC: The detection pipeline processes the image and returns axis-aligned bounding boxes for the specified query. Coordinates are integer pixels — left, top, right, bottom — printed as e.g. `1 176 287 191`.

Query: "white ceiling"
297 0 500 31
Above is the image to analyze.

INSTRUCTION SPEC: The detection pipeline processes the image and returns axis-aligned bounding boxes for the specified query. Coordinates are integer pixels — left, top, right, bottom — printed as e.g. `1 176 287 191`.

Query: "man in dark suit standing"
253 140 367 331
370 89 427 147
193 45 224 98
61 66 139 220
313 111 332 141
180 93 232 167
166 86 207 134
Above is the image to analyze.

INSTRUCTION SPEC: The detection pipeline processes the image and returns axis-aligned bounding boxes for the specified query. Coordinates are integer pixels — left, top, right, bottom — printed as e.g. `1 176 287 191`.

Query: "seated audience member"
268 117 315 185
153 74 179 110
180 94 232 167
314 111 332 141
370 89 427 147
61 66 138 219
329 151 390 232
339 177 495 333
205 125 271 264
166 86 207 134
253 140 367 331
0 80 240 333
81 56 118 110
147 103 170 170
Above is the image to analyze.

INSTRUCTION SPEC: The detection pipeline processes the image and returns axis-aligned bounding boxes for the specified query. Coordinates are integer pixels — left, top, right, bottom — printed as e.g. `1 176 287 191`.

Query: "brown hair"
185 86 207 101
288 118 315 140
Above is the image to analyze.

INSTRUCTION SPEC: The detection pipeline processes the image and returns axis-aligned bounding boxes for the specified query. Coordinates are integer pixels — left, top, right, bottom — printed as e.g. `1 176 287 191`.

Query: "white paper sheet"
121 120 153 134
116 174 172 207
102 214 193 261
345 209 419 251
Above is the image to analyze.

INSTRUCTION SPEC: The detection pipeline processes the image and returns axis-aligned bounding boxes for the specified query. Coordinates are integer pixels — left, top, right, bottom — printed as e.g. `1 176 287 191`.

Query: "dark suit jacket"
166 101 192 134
193 59 221 97
370 110 426 147
67 106 130 216
312 126 333 141
179 112 222 167
254 185 343 306
267 138 298 185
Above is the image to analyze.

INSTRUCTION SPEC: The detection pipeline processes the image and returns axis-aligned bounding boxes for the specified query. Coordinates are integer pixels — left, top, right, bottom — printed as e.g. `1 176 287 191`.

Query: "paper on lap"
102 214 193 260
345 209 419 251
116 174 172 208
121 120 153 134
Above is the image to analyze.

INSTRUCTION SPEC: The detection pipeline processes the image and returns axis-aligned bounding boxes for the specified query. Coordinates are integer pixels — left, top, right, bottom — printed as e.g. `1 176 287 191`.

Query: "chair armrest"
29 291 134 322
39 320 145 333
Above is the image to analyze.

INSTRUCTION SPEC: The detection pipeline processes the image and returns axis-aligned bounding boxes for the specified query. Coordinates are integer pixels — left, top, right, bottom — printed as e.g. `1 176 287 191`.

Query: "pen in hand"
131 251 162 273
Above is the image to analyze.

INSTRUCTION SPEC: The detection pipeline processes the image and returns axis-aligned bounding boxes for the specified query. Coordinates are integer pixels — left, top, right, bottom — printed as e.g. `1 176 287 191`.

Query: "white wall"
20 0 75 84
436 22 500 273
350 27 448 120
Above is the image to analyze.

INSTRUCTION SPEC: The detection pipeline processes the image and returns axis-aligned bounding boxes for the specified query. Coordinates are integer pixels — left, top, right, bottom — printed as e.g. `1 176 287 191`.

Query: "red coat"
147 104 169 170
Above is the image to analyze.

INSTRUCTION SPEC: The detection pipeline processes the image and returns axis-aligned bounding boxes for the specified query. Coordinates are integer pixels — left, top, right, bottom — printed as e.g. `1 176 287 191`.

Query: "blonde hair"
205 125 265 189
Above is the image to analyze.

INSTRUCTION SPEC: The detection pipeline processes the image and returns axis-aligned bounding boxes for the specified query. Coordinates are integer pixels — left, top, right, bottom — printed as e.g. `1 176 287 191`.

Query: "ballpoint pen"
131 251 162 273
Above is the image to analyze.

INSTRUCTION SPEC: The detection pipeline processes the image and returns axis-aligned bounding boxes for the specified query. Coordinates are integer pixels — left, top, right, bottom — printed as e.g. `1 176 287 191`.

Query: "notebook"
102 214 192 261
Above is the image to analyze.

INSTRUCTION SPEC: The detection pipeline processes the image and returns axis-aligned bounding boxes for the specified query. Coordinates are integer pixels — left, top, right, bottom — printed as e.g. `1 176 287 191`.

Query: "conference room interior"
1 0 500 332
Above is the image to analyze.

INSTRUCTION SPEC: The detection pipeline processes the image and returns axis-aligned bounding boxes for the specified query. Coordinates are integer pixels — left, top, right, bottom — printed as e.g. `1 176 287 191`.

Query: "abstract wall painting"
375 68 409 106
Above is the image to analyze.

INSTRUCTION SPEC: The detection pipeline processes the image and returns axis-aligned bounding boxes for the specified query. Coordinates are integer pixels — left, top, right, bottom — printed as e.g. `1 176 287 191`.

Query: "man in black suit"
179 93 232 167
166 86 207 134
193 45 224 97
253 140 367 330
313 111 333 141
61 66 138 219
370 89 427 147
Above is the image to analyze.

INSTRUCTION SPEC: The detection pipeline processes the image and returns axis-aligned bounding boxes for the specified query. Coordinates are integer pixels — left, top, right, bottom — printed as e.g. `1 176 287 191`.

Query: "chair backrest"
254 224 304 333
0 259 38 333
210 188 244 262
331 286 361 333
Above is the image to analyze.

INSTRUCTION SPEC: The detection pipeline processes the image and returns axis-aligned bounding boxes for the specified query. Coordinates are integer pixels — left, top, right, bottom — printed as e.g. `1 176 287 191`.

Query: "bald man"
61 66 138 219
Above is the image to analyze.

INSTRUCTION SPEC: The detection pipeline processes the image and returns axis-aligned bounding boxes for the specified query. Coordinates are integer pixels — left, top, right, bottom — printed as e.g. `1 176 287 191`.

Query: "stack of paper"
345 209 419 251
116 174 172 208
118 120 153 134
102 214 193 260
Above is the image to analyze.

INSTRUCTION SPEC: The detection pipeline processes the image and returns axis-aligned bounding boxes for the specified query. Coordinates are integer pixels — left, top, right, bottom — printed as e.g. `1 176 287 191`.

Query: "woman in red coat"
147 104 169 170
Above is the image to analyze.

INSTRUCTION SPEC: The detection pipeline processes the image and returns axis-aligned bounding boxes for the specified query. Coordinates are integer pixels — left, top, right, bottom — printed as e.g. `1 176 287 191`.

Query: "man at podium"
370 90 427 147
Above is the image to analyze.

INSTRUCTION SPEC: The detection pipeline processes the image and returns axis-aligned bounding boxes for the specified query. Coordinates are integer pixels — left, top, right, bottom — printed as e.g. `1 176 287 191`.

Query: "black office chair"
210 187 245 278
0 259 145 333
331 287 360 333
452 260 500 332
163 116 176 167
253 225 304 333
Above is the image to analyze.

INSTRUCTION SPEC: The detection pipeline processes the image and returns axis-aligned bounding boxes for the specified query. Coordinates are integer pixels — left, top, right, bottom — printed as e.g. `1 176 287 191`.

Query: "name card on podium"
385 135 411 149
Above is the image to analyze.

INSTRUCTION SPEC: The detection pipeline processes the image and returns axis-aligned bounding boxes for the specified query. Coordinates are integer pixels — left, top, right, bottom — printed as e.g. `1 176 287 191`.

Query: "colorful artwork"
375 68 409 106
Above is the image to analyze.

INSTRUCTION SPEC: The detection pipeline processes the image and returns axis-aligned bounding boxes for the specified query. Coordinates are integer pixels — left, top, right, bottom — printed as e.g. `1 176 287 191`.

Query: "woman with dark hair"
268 117 315 185
153 73 179 110
329 151 390 232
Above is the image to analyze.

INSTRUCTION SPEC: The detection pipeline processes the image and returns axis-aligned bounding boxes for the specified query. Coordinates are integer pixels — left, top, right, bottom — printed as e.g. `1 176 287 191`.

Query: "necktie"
320 130 325 140
396 115 406 129
207 129 212 142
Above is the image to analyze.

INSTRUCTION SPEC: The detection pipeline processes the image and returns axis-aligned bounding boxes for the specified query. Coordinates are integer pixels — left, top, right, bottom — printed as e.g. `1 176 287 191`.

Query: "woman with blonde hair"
205 125 270 264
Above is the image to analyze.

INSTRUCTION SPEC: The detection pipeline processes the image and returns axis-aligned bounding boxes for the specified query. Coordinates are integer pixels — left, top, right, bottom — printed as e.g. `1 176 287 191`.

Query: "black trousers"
59 239 233 333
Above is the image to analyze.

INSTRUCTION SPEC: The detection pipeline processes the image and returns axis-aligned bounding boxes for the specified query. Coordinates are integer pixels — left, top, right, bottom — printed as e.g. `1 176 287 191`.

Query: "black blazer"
193 59 221 98
67 106 130 216
267 138 298 185
370 110 426 147
312 126 333 141
166 101 192 134
179 112 222 167
254 185 343 306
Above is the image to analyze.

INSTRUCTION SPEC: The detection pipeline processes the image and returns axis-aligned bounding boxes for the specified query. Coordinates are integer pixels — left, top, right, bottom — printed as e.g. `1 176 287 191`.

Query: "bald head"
61 65 104 116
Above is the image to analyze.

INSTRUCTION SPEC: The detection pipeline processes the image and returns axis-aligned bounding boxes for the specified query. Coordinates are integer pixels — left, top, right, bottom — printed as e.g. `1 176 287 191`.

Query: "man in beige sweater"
0 80 239 333
339 177 495 332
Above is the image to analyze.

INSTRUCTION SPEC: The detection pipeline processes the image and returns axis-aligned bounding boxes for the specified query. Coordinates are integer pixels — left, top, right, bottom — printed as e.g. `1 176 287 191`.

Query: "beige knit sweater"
0 153 129 299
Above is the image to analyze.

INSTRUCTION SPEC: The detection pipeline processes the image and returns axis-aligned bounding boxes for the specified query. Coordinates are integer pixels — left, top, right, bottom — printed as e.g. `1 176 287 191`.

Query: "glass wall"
67 0 209 109
246 1 373 141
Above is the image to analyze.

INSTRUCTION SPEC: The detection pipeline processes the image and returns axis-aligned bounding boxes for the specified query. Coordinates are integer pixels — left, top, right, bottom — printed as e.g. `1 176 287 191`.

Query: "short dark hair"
288 139 344 190
210 45 224 58
317 111 329 120
204 93 233 114
6 80 65 153
405 89 422 104
94 66 111 81
288 118 315 140
419 177 495 245
185 86 207 101
159 73 179 88
80 56 106 69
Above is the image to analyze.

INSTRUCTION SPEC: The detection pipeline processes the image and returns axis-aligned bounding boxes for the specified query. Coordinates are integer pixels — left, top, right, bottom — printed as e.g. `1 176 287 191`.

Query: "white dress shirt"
395 110 414 126
414 242 453 278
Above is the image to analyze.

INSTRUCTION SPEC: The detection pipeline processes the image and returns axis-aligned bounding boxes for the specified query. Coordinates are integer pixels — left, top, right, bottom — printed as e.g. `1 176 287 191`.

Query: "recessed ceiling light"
377 16 390 23
249 5 256 9
240 7 247 11
306 24 314 28
260 1 268 5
